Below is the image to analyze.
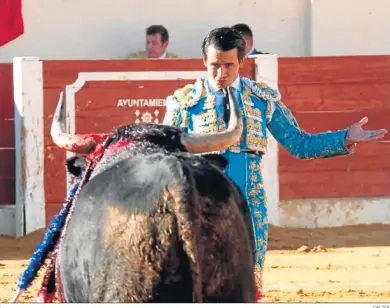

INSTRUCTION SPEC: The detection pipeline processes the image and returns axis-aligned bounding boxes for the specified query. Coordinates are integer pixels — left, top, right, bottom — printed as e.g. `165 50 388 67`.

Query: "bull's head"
51 88 243 155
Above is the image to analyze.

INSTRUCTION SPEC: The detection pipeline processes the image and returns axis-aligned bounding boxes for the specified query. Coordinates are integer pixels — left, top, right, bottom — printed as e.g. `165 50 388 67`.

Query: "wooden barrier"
278 55 390 199
2 55 389 234
14 56 273 234
0 63 15 206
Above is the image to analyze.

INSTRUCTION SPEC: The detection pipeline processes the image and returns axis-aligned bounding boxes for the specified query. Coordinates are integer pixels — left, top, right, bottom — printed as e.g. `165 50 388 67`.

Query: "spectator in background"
129 25 178 59
231 23 269 56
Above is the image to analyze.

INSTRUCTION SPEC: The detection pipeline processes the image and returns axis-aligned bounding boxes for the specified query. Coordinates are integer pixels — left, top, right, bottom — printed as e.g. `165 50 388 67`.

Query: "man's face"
146 33 168 58
203 45 242 89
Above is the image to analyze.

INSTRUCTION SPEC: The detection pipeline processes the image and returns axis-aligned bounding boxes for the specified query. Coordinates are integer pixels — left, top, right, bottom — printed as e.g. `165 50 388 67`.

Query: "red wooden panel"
0 149 15 205
39 56 390 218
278 56 390 112
279 82 390 112
44 79 206 142
278 56 390 84
0 63 13 118
279 142 390 172
0 118 14 148
0 149 15 178
291 111 390 136
74 80 201 134
277 56 390 200
45 203 62 226
0 177 15 205
0 64 15 206
280 170 390 199
278 109 390 200
42 59 255 221
44 146 67 204
0 64 15 148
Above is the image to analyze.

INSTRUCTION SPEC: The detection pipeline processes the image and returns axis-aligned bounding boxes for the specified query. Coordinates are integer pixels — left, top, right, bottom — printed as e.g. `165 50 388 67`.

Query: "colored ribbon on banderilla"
8 182 79 303
8 137 110 303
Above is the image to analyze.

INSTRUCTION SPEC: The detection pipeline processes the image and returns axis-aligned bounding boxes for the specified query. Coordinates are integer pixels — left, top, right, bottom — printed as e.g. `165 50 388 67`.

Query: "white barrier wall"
311 0 390 56
2 0 390 62
0 0 311 62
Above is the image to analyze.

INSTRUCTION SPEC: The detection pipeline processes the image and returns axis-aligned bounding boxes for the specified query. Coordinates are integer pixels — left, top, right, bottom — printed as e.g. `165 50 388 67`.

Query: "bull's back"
60 153 194 302
59 152 255 302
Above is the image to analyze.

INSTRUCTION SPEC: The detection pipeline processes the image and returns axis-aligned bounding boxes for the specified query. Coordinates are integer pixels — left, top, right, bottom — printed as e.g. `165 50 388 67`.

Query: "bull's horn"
181 86 243 153
51 92 107 153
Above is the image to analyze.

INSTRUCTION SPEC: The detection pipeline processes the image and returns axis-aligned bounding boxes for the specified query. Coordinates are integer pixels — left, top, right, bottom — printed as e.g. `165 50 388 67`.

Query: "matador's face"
203 45 242 90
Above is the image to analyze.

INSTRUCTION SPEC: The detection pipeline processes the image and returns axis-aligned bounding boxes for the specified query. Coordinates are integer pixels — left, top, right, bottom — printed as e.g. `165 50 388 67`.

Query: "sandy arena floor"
1 223 389 303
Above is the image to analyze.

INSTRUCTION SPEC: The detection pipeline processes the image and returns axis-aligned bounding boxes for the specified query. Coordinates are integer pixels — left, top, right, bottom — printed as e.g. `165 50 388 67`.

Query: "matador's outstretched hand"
346 117 387 145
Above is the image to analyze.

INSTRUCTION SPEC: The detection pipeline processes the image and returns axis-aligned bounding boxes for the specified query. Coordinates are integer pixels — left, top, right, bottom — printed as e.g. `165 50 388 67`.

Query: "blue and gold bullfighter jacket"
163 76 351 274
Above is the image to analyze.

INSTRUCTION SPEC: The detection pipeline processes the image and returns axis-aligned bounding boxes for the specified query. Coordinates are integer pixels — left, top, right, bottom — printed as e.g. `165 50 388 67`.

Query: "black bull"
51 89 257 303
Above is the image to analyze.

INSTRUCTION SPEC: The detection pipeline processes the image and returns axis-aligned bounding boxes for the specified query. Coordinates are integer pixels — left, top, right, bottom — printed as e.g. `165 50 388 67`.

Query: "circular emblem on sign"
134 109 161 124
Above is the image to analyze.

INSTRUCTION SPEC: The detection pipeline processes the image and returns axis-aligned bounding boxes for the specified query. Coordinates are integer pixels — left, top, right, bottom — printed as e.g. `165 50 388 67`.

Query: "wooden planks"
278 56 390 199
41 58 256 217
0 63 15 205
1 55 389 212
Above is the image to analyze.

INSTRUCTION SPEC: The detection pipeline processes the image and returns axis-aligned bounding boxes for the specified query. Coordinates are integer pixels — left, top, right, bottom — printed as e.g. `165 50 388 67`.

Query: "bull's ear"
201 154 228 170
66 156 87 177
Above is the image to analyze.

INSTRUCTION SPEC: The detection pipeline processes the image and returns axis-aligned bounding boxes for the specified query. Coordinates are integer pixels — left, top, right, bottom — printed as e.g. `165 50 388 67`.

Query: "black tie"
222 88 230 123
